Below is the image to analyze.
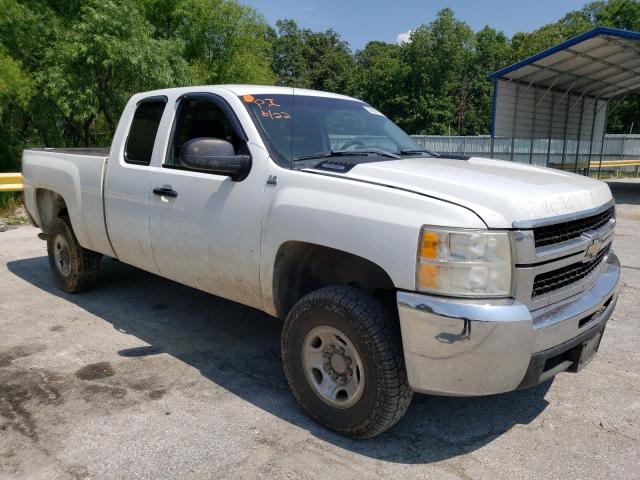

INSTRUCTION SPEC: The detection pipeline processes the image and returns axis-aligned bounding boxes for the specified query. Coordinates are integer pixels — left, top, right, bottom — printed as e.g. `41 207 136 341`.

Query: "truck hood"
337 156 613 228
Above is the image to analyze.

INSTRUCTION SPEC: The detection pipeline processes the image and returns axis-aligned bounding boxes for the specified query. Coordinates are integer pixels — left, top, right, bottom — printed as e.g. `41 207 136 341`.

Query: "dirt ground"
0 180 638 480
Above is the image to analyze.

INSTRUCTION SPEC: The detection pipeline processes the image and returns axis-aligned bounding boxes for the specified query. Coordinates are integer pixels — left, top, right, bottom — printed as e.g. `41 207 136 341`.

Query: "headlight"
416 227 512 297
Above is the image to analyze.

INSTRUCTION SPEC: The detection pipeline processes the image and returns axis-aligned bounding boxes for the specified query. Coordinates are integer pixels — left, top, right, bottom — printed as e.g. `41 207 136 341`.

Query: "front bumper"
397 251 620 396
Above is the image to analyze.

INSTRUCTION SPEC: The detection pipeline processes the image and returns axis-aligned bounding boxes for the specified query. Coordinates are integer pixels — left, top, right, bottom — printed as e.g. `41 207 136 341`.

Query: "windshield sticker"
242 94 255 103
363 106 384 116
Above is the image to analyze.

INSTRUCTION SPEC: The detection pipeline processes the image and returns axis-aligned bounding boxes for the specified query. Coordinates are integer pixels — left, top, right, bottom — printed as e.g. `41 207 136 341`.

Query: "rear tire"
281 286 413 438
47 216 101 293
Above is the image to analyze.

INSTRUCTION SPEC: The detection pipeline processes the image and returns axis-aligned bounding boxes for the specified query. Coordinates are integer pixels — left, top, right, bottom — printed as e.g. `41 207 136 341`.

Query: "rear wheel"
47 216 101 293
281 286 412 438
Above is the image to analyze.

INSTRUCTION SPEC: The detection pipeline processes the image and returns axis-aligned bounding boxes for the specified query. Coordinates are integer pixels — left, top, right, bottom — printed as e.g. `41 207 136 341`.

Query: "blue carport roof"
489 27 640 99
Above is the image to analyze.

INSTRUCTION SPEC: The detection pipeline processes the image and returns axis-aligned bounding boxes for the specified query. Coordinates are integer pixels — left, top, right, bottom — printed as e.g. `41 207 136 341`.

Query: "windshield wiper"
400 148 439 157
294 148 401 162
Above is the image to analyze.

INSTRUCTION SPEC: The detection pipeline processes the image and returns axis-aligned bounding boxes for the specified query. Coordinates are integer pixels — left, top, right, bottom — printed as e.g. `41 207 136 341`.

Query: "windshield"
240 93 428 168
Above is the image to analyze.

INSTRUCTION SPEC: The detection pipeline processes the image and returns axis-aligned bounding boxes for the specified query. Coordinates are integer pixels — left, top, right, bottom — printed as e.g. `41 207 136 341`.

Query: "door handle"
153 186 178 198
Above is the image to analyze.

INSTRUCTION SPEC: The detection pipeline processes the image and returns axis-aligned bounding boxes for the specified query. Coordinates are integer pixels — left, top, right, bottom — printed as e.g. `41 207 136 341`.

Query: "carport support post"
490 78 498 158
546 89 556 167
587 96 600 176
561 92 571 168
574 95 586 173
529 86 538 164
597 100 610 179
510 81 520 162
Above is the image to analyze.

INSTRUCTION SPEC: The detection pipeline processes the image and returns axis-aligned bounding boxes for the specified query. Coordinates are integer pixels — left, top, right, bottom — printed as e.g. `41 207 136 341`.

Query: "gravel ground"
0 180 638 480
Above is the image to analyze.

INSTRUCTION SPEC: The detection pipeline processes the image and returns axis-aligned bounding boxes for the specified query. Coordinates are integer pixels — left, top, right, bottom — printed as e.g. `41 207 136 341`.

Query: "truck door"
104 96 168 274
148 93 266 310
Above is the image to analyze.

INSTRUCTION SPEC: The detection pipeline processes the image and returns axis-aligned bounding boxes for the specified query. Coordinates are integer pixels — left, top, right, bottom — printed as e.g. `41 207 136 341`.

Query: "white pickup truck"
22 85 620 438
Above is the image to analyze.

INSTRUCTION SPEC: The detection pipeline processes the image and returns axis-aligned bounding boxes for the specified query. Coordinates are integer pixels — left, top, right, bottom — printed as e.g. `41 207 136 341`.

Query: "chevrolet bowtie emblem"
585 238 603 261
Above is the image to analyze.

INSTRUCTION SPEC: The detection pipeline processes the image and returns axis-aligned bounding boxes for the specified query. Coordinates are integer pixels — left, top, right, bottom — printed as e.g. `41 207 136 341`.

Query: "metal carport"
489 27 640 176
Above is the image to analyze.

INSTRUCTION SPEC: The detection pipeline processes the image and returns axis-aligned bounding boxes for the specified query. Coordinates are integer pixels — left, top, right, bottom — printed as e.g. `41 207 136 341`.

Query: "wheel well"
35 189 68 233
273 241 396 319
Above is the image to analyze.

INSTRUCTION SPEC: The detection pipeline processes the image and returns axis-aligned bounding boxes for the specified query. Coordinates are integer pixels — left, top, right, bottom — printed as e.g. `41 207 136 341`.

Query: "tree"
595 0 640 30
0 0 56 171
464 27 510 135
42 0 189 146
0 49 35 172
271 19 309 87
138 0 275 85
170 0 274 85
402 8 475 134
353 42 410 127
271 19 355 92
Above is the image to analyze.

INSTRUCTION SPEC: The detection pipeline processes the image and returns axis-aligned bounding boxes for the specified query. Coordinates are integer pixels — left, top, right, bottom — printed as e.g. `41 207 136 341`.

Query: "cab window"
167 97 245 167
125 99 167 165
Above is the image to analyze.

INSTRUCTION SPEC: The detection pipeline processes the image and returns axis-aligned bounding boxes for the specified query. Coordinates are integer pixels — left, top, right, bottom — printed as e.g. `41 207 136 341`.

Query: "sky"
240 0 590 51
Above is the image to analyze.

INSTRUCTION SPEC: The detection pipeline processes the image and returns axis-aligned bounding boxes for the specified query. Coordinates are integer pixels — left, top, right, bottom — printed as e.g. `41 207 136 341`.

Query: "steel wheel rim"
53 234 71 277
302 325 365 409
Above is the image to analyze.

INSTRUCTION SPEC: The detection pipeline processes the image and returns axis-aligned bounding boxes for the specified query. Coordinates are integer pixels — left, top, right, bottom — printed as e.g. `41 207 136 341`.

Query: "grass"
0 191 27 223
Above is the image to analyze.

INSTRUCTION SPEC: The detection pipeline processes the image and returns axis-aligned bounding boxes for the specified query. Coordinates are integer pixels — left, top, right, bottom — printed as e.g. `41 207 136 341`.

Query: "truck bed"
21 146 114 258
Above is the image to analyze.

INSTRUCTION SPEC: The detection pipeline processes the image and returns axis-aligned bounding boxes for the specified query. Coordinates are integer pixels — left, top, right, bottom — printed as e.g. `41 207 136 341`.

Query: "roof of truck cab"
220 85 358 101
131 85 359 102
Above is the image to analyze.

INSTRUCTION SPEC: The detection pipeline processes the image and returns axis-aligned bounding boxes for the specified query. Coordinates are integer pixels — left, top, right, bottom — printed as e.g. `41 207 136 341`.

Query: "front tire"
281 286 412 438
47 216 101 293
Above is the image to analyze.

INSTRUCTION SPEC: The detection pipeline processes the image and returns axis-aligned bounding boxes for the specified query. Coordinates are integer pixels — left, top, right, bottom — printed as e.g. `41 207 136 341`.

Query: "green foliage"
137 0 275 84
171 0 274 84
0 192 22 218
0 49 35 172
44 0 190 144
594 0 640 30
0 51 34 106
463 27 511 135
401 8 475 134
271 19 355 92
1 0 639 174
352 42 410 128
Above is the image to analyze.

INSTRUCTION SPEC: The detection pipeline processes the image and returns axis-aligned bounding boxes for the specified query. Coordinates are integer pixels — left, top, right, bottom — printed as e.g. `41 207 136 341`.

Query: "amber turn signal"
420 231 439 259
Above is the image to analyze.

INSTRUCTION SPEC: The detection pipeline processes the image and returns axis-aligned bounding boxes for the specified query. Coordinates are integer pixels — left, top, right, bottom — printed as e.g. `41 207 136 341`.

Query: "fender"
259 164 487 316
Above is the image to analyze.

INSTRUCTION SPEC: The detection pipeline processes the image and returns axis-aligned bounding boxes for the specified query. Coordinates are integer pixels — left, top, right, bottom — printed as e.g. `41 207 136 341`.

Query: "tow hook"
37 233 48 241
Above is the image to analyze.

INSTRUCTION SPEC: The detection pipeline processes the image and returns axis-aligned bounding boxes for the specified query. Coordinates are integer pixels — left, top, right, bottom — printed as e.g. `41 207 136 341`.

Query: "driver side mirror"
179 137 251 181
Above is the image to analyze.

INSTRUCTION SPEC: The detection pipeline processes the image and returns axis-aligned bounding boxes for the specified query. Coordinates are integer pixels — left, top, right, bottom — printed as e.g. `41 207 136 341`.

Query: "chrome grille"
534 207 615 248
532 246 610 297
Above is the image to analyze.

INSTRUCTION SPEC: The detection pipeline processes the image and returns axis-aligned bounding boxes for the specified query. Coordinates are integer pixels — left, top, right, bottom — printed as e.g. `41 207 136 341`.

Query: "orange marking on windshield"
250 97 288 120
261 110 291 120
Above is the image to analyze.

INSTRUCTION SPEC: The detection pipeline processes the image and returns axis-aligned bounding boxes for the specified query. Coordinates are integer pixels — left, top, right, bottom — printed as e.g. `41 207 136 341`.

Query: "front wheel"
47 216 101 293
281 286 413 438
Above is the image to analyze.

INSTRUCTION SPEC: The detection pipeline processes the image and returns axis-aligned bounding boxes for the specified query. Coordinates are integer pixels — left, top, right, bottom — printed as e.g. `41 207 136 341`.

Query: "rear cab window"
125 97 168 165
